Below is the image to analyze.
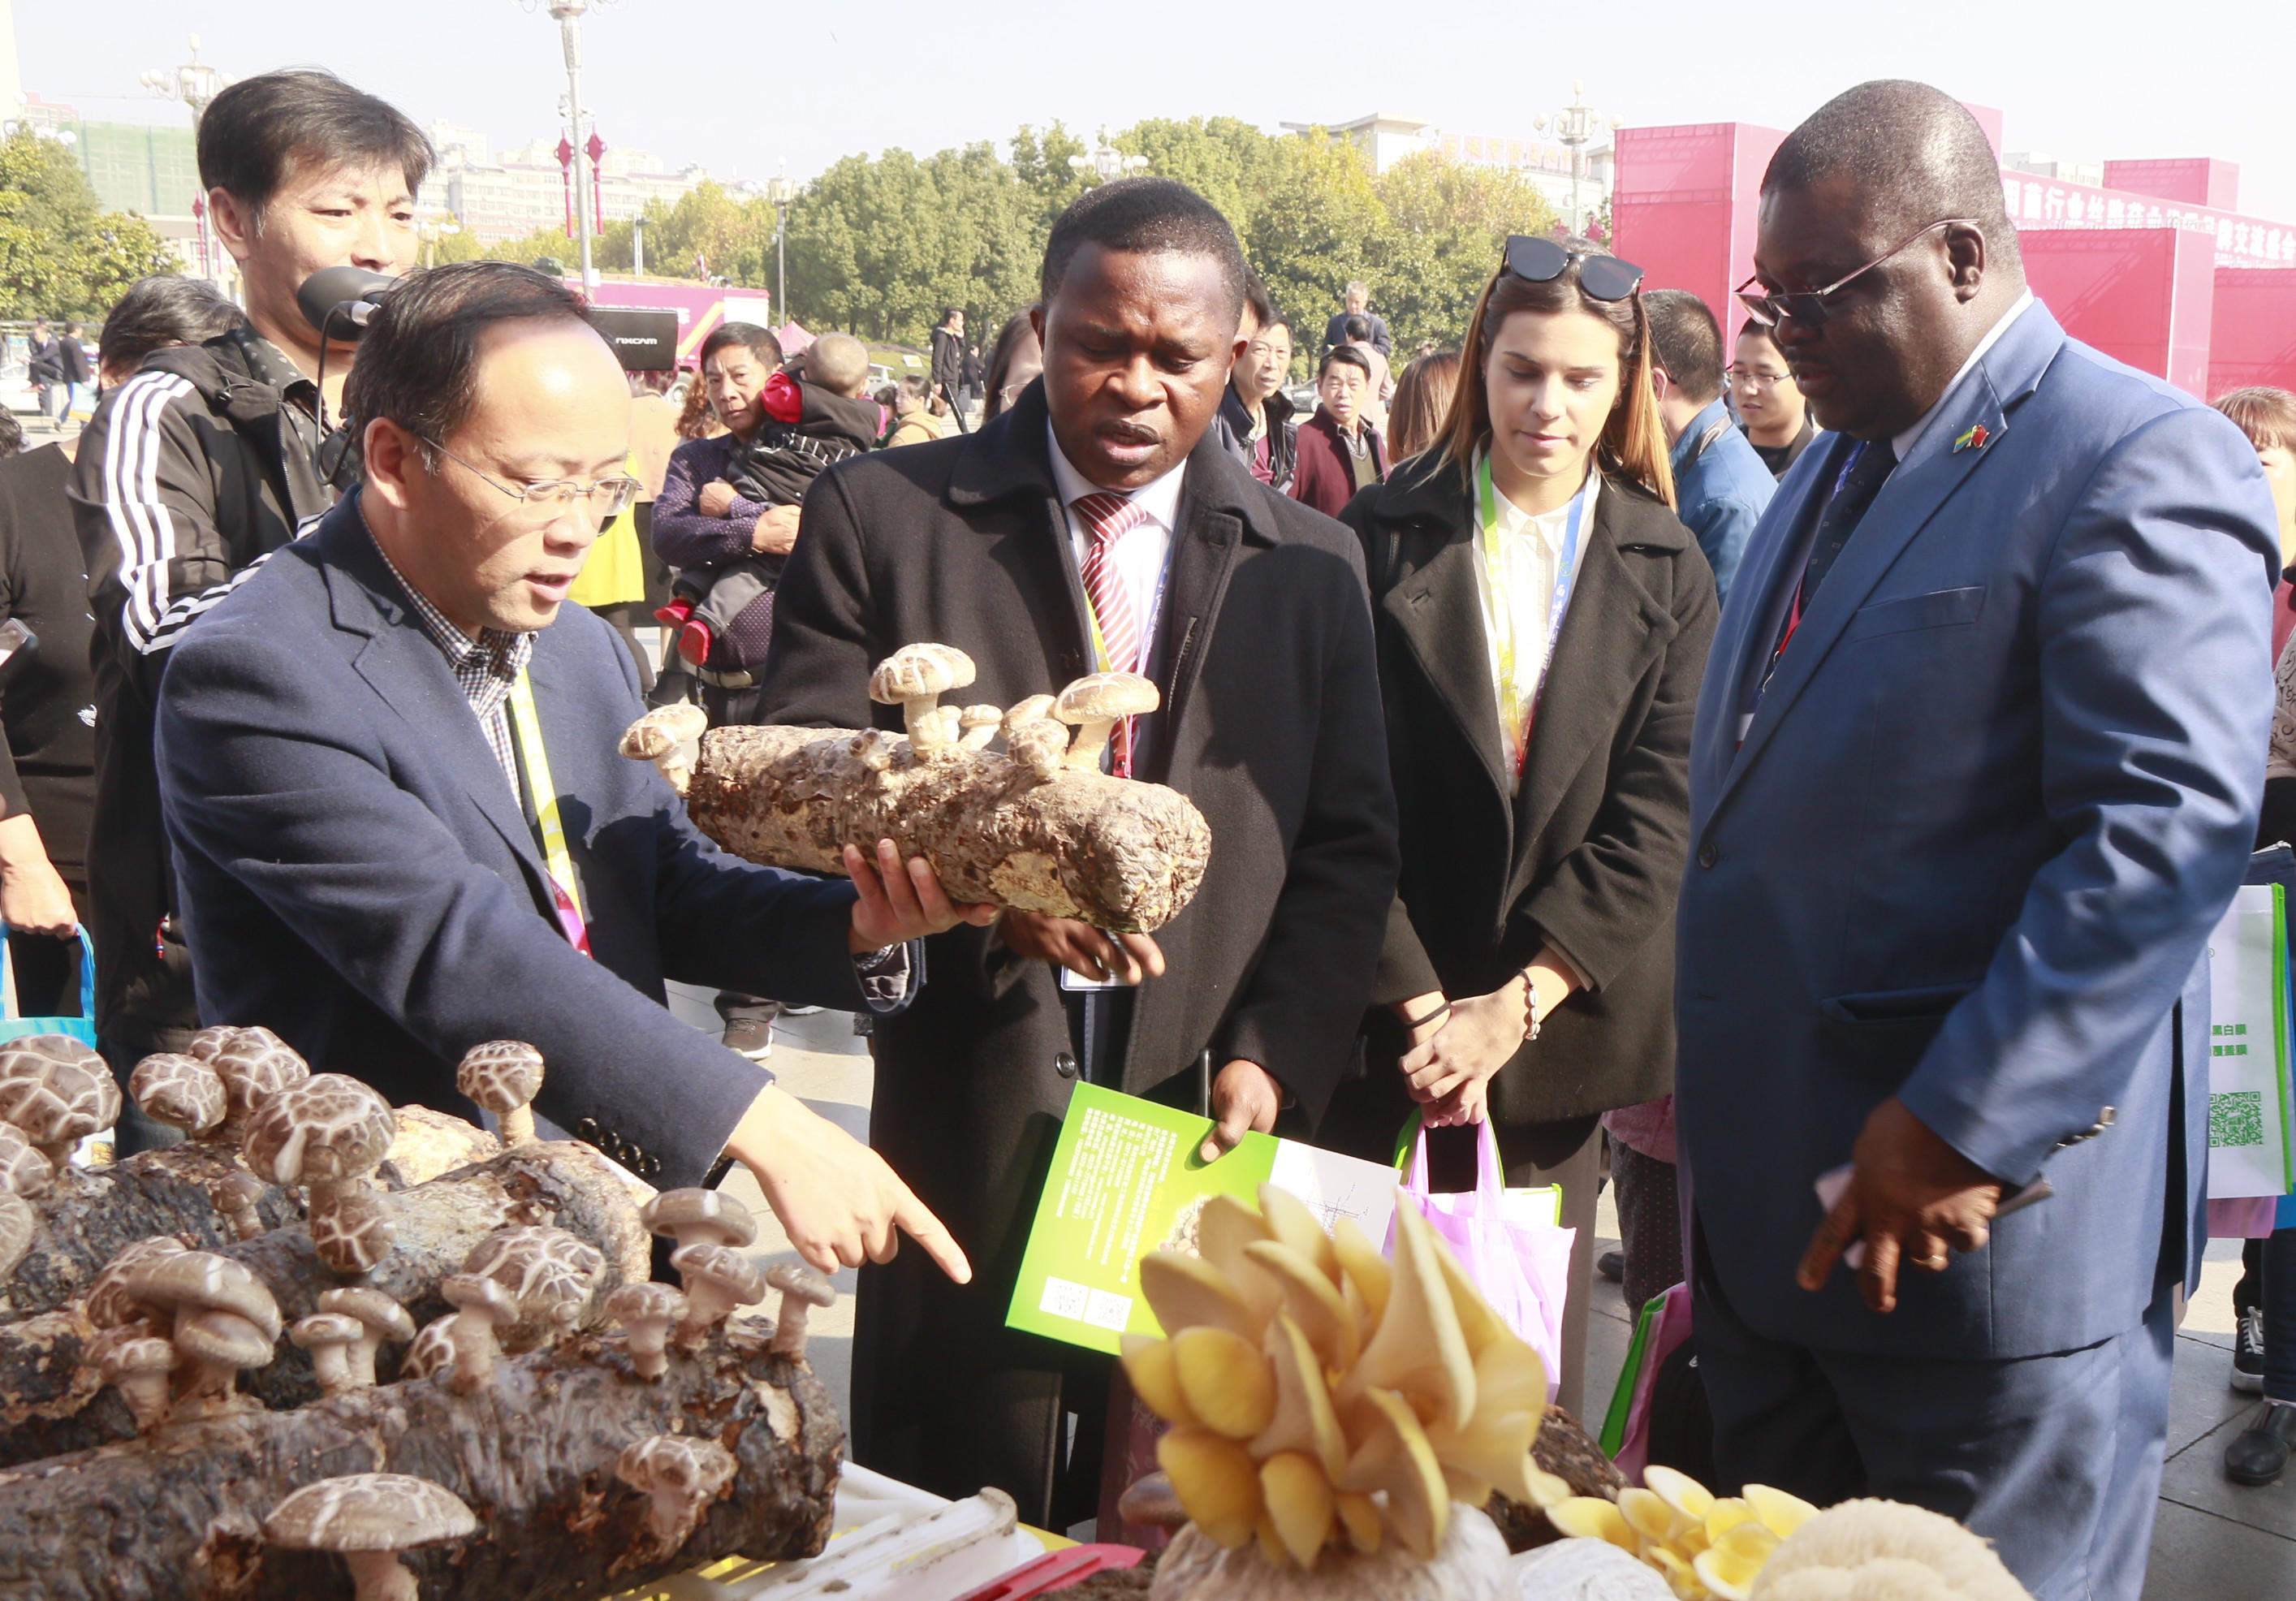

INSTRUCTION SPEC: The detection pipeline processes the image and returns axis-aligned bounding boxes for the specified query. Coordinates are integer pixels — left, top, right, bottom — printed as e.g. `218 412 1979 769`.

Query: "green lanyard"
507 666 589 945
1477 455 1595 770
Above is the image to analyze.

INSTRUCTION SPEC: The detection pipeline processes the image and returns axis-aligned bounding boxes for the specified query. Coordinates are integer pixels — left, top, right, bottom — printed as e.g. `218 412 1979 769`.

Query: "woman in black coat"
1326 236 1718 1416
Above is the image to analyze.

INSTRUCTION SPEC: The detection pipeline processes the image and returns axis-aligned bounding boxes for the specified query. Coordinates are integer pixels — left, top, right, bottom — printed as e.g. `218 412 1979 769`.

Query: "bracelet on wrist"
1399 1000 1452 1031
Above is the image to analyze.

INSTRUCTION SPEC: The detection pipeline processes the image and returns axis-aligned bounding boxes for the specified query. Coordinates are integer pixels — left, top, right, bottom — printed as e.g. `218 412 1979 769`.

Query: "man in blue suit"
1677 82 2279 1597
156 261 990 1283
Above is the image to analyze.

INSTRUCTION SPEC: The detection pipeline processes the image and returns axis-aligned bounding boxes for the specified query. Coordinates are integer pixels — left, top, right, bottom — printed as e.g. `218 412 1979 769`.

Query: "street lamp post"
1534 82 1623 236
140 35 229 288
631 214 645 277
766 170 796 329
542 0 602 291
1068 134 1148 186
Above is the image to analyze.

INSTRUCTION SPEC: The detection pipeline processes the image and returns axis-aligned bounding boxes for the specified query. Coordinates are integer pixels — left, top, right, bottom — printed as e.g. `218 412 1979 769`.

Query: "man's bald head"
1764 80 2022 277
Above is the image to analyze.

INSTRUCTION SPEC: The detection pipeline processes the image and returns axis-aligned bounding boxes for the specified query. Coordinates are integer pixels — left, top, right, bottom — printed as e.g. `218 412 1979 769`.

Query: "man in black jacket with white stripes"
68 70 429 1117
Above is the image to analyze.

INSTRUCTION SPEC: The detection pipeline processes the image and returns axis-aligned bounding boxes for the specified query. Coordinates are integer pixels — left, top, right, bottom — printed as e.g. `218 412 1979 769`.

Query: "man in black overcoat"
759 179 1398 1518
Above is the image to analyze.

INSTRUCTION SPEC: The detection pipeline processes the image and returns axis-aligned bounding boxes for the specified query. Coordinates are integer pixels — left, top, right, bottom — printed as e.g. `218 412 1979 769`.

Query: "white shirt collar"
1046 421 1188 533
1891 289 2035 463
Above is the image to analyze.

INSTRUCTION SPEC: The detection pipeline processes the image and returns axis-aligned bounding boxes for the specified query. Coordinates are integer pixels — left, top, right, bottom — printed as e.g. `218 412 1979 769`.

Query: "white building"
1285 110 1616 224
418 120 722 244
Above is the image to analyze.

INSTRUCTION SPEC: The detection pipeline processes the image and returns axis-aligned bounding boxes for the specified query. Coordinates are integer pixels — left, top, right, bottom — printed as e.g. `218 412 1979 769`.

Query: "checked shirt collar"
363 507 533 793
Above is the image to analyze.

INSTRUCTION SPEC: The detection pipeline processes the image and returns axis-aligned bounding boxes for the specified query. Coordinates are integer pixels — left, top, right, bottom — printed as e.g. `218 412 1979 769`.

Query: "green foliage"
0 127 180 320
463 120 1557 360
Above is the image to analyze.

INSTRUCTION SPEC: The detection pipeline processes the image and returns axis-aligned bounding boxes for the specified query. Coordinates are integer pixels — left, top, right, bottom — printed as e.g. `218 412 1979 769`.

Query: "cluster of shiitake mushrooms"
239 1181 830 1600
623 642 1162 793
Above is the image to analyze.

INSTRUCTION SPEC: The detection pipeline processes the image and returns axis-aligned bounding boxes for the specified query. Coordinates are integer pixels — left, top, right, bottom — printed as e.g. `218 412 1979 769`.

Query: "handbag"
1599 1282 1694 1481
0 923 103 1165
1395 1113 1573 1400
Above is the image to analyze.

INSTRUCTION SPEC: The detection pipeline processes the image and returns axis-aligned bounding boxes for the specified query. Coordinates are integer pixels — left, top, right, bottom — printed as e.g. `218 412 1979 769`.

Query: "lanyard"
1478 457 1594 771
506 666 592 956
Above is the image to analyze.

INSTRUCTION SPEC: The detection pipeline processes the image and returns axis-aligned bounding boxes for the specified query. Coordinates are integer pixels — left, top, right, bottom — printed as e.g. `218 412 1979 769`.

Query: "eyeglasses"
1735 218 1977 329
1502 235 1646 302
420 438 641 520
1725 365 1793 389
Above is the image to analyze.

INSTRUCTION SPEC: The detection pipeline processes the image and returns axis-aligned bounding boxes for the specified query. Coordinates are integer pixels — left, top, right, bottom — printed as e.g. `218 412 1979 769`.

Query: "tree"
1371 152 1558 357
0 127 179 320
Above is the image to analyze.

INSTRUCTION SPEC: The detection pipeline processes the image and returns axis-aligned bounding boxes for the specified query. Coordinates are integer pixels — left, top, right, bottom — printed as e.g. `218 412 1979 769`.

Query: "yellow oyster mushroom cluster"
1547 1468 1819 1600
1124 1184 1572 1569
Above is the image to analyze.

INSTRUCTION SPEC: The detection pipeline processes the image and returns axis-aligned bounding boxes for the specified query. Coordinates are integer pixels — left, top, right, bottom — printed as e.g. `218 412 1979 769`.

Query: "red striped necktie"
1070 490 1150 773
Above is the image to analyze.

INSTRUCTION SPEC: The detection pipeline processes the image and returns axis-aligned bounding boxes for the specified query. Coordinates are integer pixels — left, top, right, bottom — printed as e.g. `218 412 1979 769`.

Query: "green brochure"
1008 1081 1403 1355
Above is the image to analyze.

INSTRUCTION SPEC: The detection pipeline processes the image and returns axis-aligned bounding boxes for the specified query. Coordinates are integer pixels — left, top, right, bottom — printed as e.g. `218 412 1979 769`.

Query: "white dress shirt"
1467 455 1599 776
1891 289 2036 464
1047 421 1183 675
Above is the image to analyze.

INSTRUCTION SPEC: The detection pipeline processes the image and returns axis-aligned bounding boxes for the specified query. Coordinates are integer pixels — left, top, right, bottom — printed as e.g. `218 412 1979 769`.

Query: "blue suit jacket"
1668 396 1776 602
155 496 875 1188
1677 304 2279 1359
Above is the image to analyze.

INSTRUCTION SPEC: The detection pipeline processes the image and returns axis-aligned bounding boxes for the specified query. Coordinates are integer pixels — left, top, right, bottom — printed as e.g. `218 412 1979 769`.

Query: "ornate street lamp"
1069 136 1148 186
140 36 230 287
524 0 615 290
1534 83 1624 236
766 169 798 328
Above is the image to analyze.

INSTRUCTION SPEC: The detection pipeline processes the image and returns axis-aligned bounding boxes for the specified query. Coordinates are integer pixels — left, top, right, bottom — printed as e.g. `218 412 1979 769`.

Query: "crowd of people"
1 66 2291 1601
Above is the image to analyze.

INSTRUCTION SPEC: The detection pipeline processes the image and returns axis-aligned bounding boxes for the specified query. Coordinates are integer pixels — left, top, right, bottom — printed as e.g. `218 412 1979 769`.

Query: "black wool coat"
1340 452 1718 1132
757 379 1398 1509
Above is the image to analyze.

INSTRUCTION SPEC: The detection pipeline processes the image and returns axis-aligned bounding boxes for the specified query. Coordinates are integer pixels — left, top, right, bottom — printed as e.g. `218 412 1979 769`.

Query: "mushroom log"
638 676 1211 934
0 1319 842 1601
0 1138 648 1467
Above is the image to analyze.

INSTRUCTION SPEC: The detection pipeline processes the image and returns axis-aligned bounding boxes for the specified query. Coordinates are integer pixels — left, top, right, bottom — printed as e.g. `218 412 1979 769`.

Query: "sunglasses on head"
1502 235 1646 302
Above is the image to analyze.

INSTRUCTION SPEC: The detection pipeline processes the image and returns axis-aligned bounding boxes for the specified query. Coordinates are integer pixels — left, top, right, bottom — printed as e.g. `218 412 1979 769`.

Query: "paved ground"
676 993 2296 1591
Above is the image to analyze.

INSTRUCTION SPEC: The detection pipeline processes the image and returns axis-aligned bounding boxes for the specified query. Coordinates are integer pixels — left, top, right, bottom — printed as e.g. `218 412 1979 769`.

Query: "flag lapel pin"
1953 423 1991 454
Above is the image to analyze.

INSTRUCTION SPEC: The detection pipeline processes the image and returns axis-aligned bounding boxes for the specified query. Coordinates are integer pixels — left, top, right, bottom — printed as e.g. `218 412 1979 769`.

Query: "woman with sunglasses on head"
1320 235 1720 1414
1730 319 1815 478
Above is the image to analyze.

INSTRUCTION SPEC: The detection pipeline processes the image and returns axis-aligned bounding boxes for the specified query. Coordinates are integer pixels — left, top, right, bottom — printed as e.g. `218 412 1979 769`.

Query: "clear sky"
28 1 2296 222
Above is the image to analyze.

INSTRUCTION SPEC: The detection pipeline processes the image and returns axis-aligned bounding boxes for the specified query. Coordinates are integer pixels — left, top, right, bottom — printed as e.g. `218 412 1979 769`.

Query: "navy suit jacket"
156 495 875 1187
1677 303 2279 1359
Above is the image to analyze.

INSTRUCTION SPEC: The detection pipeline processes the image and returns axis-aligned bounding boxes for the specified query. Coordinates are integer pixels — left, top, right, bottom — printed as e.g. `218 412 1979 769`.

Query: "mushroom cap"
1003 694 1055 731
0 1034 120 1150
460 1225 606 1329
176 1305 279 1370
243 1074 397 1185
617 1434 737 1500
291 1311 365 1351
264 1473 477 1552
128 1053 228 1137
868 642 976 706
439 1273 518 1328
455 1041 545 1114
100 1333 178 1379
671 1241 767 1305
398 1318 455 1380
309 1187 397 1273
0 1122 54 1198
764 1260 838 1310
1052 671 1159 724
958 703 1003 730
0 1192 31 1277
319 1286 416 1344
640 1188 757 1250
607 1281 689 1326
85 1236 188 1329
1004 720 1067 778
619 702 708 759
127 1249 284 1342
205 1029 310 1118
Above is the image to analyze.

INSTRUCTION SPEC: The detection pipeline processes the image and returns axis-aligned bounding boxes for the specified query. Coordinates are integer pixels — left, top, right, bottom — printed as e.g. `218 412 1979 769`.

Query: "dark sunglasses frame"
1735 217 1978 329
1502 235 1646 302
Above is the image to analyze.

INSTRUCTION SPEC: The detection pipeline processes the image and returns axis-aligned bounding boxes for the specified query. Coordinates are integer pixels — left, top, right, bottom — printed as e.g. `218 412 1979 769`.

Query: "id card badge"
1059 962 1129 992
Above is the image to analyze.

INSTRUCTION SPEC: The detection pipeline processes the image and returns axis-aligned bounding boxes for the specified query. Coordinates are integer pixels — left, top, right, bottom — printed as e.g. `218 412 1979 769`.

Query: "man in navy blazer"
156 261 987 1281
1677 84 2278 1597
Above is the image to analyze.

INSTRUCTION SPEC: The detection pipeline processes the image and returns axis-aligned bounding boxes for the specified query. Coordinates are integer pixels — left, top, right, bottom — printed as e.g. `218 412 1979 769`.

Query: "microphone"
296 266 398 340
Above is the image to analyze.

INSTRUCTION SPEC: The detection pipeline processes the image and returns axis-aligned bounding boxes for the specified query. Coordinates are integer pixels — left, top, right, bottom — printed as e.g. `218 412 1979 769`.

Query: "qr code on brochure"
2211 1090 2267 1150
